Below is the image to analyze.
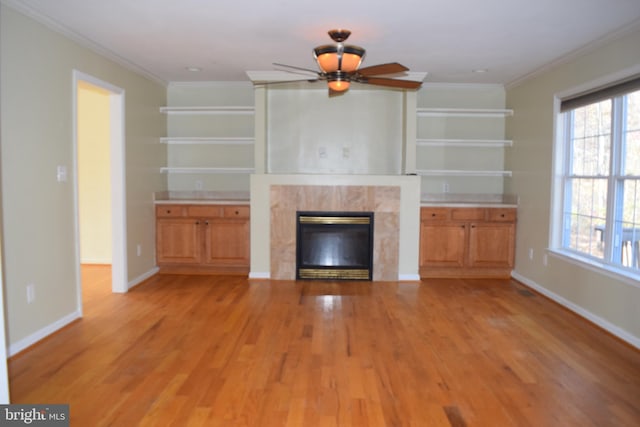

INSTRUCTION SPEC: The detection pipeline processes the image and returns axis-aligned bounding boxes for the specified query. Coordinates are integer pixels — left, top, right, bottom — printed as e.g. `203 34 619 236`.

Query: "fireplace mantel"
249 174 421 281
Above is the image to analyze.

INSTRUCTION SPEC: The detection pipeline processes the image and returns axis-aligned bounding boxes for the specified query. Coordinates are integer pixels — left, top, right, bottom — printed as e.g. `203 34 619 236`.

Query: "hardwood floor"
8 266 640 426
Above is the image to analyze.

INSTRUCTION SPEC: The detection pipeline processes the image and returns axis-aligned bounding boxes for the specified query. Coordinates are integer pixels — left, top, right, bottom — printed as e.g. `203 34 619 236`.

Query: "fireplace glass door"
296 211 374 280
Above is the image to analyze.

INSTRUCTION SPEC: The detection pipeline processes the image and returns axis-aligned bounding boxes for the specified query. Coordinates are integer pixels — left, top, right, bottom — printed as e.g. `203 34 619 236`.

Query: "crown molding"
1 0 168 87
506 17 640 90
421 82 506 90
167 81 254 89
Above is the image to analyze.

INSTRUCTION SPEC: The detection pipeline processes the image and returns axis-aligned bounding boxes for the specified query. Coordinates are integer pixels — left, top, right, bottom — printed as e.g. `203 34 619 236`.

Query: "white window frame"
550 67 640 284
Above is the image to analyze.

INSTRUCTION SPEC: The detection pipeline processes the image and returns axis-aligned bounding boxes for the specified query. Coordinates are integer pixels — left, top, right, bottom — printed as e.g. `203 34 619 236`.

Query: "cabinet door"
420 222 466 267
468 222 515 268
203 219 250 266
156 218 202 264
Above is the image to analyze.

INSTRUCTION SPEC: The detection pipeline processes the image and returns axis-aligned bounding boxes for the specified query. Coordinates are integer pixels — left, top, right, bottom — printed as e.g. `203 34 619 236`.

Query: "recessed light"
185 66 202 72
472 68 488 73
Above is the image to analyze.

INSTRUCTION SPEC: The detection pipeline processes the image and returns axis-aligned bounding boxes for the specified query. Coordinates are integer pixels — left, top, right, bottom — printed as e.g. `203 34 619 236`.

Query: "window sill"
548 249 640 288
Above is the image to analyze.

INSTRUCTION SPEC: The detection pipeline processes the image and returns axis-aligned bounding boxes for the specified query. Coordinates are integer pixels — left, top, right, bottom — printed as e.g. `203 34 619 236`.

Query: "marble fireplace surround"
249 174 421 281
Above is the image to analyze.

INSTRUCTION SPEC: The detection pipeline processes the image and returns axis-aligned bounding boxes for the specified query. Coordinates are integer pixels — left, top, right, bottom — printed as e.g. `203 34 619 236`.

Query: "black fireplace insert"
296 211 374 280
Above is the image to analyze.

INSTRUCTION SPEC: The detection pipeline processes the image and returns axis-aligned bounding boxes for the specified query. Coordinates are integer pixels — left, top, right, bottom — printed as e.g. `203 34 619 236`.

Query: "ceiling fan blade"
359 76 422 89
273 62 321 76
254 78 320 87
355 62 409 77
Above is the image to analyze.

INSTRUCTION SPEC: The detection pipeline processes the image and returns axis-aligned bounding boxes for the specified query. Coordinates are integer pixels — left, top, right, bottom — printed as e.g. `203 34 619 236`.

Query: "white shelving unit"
416 139 513 148
416 169 513 177
416 108 513 117
160 167 255 174
415 85 513 193
160 137 254 145
160 106 254 115
161 105 255 177
161 83 256 191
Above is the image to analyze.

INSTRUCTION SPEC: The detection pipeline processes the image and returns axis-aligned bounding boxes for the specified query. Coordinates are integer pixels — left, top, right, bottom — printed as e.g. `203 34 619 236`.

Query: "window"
555 77 640 277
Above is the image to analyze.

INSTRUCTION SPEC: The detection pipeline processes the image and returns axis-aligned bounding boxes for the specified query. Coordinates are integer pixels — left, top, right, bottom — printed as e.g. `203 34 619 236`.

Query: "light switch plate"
56 165 67 182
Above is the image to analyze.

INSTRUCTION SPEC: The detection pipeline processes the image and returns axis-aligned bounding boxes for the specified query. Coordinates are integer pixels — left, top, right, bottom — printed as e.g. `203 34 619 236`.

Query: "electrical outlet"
543 254 548 266
318 146 327 159
342 147 350 159
528 248 534 260
195 180 203 190
27 283 36 304
136 244 142 257
442 182 450 193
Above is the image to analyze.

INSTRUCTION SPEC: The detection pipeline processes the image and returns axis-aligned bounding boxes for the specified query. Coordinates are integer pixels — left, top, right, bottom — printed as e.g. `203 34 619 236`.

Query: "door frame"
72 70 128 309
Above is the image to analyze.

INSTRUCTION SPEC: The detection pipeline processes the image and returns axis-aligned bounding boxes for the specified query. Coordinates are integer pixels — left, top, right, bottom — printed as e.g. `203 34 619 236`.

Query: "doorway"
73 71 127 316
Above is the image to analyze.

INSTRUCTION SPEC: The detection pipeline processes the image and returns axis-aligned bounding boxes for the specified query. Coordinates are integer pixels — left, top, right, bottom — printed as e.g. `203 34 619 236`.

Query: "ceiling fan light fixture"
314 46 339 73
313 39 365 73
340 48 365 72
327 71 350 92
267 29 421 95
327 79 350 92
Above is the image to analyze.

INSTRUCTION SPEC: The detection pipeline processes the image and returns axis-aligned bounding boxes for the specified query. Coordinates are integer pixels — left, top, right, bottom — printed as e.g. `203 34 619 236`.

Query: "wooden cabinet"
419 207 516 278
156 204 249 274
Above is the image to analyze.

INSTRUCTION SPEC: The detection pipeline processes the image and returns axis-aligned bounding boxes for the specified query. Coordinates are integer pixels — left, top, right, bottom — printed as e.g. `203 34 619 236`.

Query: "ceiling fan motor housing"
327 29 351 42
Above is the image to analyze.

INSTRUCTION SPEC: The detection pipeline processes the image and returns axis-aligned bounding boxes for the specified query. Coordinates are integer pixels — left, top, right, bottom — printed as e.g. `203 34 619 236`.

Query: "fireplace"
296 211 374 280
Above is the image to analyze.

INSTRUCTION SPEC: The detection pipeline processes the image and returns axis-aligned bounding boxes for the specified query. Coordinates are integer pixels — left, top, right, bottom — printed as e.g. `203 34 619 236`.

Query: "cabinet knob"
166 210 171 214
431 213 436 217
235 210 239 215
195 221 200 225
501 213 505 217
205 220 209 225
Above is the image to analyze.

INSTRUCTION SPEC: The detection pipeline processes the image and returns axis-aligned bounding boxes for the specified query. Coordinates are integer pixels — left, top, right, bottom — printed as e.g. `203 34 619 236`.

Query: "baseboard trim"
398 274 421 281
511 272 640 350
249 272 270 279
129 267 160 290
8 310 82 357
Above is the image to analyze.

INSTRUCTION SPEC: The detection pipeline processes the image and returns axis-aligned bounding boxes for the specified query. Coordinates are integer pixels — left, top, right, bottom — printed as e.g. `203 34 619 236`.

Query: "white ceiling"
5 0 640 86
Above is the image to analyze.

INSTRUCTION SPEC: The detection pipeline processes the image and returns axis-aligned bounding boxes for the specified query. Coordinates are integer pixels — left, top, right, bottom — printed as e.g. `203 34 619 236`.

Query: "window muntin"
623 90 640 175
559 87 640 275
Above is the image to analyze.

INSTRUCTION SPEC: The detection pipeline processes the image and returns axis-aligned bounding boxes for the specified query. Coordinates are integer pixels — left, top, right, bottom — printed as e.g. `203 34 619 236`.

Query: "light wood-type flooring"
8 265 640 426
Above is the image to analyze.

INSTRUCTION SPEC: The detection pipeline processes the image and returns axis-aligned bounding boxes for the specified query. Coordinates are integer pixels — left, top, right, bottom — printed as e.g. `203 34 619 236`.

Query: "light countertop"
154 191 249 205
420 193 518 208
154 191 518 208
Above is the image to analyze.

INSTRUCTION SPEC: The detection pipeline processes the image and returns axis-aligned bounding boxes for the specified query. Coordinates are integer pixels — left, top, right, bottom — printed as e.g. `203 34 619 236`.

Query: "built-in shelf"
416 169 513 177
416 108 514 118
160 167 255 174
160 137 254 145
416 139 513 148
159 106 254 115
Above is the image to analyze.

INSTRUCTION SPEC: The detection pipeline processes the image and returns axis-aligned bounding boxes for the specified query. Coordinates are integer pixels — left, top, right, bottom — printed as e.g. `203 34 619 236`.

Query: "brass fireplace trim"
298 268 370 280
298 216 371 225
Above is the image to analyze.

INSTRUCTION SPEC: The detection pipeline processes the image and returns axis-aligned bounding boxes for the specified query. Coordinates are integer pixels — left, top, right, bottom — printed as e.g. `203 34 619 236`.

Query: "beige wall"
0 5 167 351
506 26 640 346
267 88 404 175
0 152 9 401
78 82 112 263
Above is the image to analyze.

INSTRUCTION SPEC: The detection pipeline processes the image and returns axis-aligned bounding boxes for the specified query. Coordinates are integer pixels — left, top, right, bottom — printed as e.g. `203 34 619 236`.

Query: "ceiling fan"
268 29 423 96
